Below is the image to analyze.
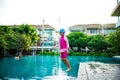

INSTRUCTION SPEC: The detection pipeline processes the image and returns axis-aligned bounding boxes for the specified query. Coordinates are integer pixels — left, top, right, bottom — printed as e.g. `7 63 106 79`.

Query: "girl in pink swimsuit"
59 29 71 72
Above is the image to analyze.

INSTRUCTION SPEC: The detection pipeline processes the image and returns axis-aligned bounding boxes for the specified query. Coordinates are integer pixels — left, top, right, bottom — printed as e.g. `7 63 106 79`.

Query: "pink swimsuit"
59 36 68 58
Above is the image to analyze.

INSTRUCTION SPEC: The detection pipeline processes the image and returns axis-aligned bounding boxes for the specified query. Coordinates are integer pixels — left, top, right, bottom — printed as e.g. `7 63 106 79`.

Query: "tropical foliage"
13 24 38 45
108 28 120 53
0 24 39 56
38 51 59 55
68 51 116 57
87 35 109 52
67 32 110 52
67 32 88 50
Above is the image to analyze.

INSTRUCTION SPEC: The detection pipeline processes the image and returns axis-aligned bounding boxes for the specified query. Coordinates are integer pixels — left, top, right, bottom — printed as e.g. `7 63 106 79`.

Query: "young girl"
55 29 71 72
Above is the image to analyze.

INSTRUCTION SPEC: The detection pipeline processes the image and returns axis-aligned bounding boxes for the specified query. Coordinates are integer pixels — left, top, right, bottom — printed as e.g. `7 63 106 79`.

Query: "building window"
81 30 85 32
90 29 98 34
104 30 115 34
71 29 85 33
44 41 53 46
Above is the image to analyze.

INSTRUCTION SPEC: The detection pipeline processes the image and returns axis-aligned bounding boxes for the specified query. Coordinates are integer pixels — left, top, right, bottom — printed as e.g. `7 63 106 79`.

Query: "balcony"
116 20 120 28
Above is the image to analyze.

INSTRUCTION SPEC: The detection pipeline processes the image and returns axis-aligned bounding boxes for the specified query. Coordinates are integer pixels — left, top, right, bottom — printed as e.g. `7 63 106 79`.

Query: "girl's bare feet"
66 68 71 72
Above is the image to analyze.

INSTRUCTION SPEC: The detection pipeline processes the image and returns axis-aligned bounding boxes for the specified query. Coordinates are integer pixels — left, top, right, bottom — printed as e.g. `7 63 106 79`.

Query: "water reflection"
0 55 119 80
43 69 76 80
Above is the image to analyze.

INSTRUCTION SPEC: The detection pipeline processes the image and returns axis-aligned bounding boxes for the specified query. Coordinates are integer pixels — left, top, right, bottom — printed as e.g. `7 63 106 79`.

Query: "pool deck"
77 62 120 80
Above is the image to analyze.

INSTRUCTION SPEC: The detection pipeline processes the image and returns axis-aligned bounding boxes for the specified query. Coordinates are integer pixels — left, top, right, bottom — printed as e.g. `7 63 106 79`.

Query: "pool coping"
77 62 120 80
77 63 88 80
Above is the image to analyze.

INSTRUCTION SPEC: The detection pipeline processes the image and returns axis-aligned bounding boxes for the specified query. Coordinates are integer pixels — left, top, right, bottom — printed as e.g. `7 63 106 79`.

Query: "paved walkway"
77 62 120 80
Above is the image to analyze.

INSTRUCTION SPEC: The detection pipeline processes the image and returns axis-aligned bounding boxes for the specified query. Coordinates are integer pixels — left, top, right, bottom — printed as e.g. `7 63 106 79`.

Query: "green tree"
67 32 88 51
0 26 13 50
0 35 7 50
0 25 33 55
0 26 13 34
14 33 31 50
108 29 120 53
14 24 39 45
5 33 15 50
4 32 31 55
87 35 109 52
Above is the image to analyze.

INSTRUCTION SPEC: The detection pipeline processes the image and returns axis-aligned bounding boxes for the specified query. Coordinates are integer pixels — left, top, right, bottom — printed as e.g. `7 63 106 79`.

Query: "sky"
0 0 118 30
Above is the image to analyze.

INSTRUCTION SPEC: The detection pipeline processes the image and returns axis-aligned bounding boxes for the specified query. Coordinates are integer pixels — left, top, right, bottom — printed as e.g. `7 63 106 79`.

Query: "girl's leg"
61 58 71 71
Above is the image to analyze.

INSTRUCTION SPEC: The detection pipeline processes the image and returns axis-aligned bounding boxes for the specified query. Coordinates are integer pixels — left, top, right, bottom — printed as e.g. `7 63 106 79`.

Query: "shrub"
87 35 109 52
108 28 120 54
37 51 59 55
67 32 88 51
68 51 116 57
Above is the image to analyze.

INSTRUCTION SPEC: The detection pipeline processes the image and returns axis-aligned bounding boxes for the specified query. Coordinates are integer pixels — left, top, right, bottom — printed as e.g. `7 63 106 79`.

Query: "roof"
111 2 120 16
69 23 116 29
102 24 116 28
32 24 54 29
71 24 101 28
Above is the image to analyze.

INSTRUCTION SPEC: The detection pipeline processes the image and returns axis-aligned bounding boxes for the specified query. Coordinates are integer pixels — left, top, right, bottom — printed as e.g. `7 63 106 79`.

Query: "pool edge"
77 63 88 80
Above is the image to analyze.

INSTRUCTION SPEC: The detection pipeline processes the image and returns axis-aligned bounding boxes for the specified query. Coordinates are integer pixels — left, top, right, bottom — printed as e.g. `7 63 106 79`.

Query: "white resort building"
31 24 58 52
69 23 116 35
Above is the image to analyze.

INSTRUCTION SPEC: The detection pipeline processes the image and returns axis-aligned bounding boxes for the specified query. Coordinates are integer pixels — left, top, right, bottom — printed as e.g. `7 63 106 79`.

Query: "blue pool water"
0 55 120 80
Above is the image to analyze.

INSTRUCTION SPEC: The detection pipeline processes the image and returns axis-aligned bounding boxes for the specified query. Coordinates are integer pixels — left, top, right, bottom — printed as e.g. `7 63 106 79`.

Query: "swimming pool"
0 55 120 80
